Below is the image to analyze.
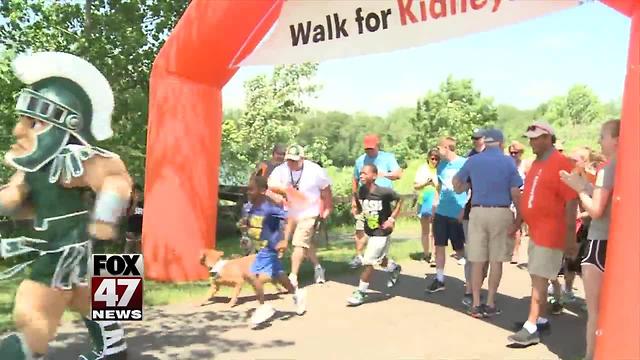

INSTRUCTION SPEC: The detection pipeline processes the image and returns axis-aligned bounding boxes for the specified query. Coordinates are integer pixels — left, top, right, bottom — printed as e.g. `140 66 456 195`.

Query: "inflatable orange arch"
142 1 638 358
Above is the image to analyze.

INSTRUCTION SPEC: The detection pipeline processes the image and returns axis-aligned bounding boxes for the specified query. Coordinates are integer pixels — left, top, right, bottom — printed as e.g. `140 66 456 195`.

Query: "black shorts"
433 214 465 251
581 239 607 272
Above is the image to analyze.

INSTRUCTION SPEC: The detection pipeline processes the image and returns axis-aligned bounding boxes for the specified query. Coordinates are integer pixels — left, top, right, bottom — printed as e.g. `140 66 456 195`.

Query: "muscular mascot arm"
0 171 30 217
73 156 132 240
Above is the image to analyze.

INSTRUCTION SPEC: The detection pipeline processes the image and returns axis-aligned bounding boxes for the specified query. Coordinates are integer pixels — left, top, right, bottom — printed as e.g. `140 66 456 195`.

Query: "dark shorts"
581 239 607 272
433 214 465 251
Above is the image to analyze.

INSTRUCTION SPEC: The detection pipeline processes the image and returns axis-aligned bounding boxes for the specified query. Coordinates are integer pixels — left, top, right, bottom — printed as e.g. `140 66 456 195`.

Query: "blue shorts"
417 192 435 218
250 250 284 278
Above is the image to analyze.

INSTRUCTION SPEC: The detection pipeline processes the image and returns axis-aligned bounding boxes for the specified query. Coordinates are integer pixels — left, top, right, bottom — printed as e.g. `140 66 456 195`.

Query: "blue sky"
222 1 630 116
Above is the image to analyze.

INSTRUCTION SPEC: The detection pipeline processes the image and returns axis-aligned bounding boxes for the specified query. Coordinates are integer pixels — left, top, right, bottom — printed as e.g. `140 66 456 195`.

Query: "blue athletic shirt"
436 156 468 218
241 200 287 254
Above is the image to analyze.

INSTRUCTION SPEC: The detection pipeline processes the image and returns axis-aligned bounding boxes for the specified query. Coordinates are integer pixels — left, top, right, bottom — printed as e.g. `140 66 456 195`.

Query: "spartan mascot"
0 52 132 359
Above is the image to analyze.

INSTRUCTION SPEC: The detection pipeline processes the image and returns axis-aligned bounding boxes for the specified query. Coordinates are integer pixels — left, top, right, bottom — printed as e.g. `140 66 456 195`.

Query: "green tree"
496 104 535 143
565 84 602 126
220 63 319 184
410 76 498 154
0 0 190 183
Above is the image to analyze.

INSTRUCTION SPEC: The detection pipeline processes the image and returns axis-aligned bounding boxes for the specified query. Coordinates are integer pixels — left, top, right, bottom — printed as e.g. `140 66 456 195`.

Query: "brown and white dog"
199 249 285 307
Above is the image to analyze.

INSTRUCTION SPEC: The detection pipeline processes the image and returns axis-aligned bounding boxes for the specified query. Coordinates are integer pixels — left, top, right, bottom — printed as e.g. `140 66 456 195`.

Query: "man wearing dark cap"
253 144 287 180
454 129 523 318
349 134 403 276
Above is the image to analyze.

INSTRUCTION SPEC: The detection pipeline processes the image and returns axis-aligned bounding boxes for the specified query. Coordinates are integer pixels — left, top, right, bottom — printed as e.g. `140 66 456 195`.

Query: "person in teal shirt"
426 137 470 299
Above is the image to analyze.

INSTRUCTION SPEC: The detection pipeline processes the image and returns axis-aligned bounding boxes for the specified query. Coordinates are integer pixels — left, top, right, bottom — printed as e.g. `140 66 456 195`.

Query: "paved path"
49 239 586 360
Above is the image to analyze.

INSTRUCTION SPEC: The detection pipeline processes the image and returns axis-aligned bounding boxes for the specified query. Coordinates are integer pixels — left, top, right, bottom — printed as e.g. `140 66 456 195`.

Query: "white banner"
240 0 582 66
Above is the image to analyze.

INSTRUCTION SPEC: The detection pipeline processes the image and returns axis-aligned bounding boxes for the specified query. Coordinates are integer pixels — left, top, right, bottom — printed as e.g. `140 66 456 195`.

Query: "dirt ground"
49 238 586 360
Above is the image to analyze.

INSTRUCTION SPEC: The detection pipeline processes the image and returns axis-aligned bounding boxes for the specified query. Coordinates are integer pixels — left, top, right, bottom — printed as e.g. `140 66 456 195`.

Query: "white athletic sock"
523 321 537 334
537 317 548 324
436 269 444 282
386 260 398 272
358 281 369 292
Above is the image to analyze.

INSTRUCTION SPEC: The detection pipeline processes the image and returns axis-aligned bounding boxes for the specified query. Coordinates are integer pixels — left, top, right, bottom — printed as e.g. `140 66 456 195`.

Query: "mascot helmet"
7 52 114 172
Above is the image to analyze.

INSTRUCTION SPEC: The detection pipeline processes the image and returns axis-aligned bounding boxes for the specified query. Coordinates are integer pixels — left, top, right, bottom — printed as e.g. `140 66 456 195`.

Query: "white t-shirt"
268 160 331 219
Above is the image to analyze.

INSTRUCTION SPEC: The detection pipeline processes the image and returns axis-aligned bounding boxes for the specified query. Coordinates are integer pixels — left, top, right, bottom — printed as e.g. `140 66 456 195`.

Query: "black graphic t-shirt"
127 200 144 234
357 185 400 237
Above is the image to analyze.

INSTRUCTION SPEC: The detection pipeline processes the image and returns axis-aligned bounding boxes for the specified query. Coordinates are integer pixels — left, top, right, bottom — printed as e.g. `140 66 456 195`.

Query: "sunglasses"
429 157 438 161
509 151 520 156
527 125 550 133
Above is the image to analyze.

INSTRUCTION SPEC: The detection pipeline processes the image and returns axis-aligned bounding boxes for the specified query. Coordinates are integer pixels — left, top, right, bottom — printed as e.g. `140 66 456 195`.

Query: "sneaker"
347 289 367 306
467 304 485 318
507 327 540 346
288 273 298 288
80 350 128 360
483 305 501 317
514 321 551 334
426 279 445 293
293 289 307 315
251 304 276 326
462 293 472 307
314 266 326 284
550 299 564 315
561 290 577 304
387 264 402 288
349 255 363 269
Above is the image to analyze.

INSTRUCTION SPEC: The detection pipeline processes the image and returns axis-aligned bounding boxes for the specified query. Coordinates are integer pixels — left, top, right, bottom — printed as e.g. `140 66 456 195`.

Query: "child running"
242 176 307 326
347 164 403 306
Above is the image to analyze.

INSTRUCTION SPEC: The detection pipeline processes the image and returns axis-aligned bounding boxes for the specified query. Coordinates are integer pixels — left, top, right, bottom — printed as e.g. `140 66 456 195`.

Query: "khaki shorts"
466 207 514 262
355 214 365 232
528 240 564 280
362 236 391 266
291 217 318 249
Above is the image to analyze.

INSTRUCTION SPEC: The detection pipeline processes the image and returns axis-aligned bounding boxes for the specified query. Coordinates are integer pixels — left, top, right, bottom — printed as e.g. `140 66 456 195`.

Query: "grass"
0 219 424 333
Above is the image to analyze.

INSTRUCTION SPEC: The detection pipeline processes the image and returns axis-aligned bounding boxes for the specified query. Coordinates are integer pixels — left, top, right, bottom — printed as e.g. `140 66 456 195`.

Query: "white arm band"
93 191 128 224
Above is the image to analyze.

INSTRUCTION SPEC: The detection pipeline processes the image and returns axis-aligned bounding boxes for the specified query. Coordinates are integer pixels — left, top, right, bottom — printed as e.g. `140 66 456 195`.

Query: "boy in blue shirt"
427 137 470 294
240 176 306 326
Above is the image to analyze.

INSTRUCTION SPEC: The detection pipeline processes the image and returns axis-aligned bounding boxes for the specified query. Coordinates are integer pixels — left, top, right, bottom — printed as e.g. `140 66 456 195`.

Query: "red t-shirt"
520 150 577 249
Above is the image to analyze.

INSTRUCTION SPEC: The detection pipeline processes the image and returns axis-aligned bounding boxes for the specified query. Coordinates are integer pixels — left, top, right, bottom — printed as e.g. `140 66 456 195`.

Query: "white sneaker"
293 288 307 315
314 266 326 284
251 304 276 326
288 273 298 288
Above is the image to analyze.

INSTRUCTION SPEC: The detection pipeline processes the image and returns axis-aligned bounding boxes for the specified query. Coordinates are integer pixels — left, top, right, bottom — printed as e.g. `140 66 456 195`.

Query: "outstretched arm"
0 171 30 217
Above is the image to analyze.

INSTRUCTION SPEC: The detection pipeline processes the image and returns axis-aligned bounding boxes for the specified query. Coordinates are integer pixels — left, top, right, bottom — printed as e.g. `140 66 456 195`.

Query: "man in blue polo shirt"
453 129 523 319
349 134 402 268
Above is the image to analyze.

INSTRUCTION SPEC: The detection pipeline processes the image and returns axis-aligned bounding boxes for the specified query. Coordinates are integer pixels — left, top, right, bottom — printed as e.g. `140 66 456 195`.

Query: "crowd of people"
237 118 619 359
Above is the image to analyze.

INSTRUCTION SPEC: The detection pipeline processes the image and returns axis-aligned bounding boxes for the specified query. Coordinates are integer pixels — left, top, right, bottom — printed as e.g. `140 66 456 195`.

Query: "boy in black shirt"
347 164 403 306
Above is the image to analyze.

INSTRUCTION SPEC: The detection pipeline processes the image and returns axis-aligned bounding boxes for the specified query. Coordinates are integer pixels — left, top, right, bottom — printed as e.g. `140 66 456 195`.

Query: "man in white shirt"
268 144 333 287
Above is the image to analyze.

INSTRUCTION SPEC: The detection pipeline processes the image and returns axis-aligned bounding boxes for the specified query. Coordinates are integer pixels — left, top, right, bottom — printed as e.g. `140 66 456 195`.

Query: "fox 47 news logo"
91 254 144 321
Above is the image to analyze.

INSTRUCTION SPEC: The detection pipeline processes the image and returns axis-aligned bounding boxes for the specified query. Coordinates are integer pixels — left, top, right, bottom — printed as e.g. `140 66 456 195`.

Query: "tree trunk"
84 0 93 35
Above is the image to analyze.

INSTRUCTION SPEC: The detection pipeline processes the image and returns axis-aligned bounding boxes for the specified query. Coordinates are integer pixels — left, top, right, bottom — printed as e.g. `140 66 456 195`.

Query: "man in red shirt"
508 121 579 346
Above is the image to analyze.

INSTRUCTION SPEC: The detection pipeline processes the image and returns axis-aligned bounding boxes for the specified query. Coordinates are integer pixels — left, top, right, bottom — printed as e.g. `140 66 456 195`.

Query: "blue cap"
471 128 484 139
483 129 504 144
